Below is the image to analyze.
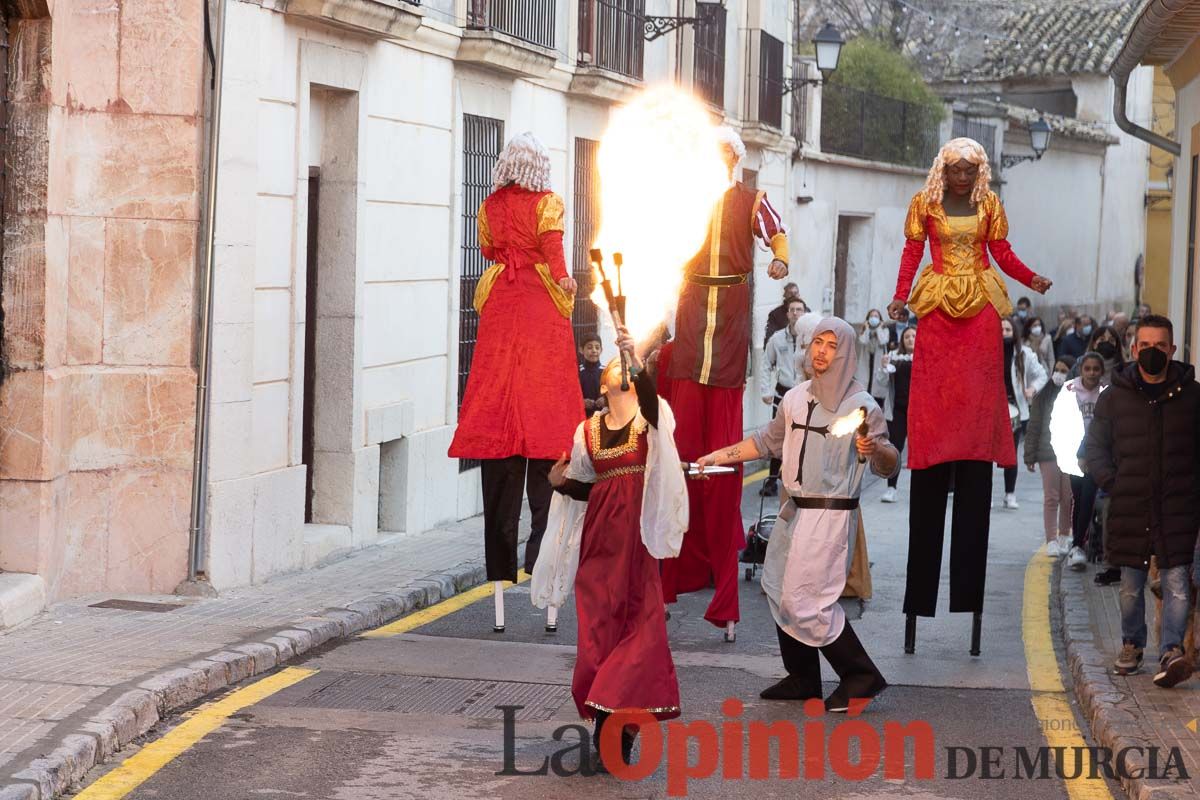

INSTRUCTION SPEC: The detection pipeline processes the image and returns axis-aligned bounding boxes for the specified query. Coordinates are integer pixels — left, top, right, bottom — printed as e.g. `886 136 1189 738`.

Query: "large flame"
590 88 730 340
829 408 866 438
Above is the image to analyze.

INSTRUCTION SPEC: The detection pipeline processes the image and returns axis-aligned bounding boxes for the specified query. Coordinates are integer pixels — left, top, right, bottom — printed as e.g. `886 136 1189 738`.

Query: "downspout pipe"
1110 0 1187 157
181 0 228 595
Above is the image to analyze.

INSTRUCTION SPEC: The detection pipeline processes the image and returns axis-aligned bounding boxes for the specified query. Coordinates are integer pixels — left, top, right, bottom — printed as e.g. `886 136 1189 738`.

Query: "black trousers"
903 460 993 616
776 624 819 676
765 382 790 486
480 456 554 582
886 411 908 489
1069 473 1098 550
1002 421 1027 494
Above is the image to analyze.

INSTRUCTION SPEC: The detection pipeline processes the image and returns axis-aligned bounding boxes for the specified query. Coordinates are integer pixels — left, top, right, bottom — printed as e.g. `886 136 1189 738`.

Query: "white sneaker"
1056 534 1071 554
1068 546 1087 571
1004 493 1019 510
881 488 897 503
1046 539 1063 558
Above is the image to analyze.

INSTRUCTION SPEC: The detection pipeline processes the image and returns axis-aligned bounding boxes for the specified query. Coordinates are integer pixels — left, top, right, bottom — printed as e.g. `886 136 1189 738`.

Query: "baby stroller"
741 479 778 581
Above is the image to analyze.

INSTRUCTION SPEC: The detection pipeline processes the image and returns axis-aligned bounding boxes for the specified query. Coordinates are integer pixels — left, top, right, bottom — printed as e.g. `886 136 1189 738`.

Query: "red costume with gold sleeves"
894 190 1036 470
662 182 788 627
449 185 583 461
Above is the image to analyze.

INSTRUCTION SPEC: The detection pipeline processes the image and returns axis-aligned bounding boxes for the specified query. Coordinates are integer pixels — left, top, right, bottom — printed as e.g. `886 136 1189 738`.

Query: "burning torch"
590 248 631 391
830 406 870 463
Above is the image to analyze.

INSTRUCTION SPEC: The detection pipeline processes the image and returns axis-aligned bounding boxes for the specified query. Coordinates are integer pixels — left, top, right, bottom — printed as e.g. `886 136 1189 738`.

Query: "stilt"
545 605 558 633
493 581 505 633
904 614 916 654
970 612 982 657
724 620 736 643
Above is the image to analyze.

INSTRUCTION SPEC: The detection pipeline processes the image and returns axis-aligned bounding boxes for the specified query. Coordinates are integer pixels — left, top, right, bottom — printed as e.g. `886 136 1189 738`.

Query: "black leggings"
887 411 908 488
1003 421 1027 494
1070 473 1098 550
904 460 993 616
480 456 554 581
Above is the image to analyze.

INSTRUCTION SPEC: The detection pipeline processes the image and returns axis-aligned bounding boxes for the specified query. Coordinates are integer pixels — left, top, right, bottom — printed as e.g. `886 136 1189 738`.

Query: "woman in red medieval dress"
449 133 584 630
532 330 688 772
887 137 1052 655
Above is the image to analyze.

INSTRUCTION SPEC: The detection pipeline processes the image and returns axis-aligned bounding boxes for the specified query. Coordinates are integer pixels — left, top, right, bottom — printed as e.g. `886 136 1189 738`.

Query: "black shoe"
1153 647 1193 688
759 480 778 497
819 621 887 713
1093 567 1121 586
759 674 823 701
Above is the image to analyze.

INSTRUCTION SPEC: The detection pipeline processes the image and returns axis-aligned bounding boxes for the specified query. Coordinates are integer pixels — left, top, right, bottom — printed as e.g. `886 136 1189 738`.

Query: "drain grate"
89 599 184 613
274 672 570 721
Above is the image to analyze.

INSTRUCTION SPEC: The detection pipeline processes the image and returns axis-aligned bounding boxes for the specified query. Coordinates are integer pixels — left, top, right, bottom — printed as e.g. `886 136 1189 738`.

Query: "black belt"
685 273 748 287
790 496 860 511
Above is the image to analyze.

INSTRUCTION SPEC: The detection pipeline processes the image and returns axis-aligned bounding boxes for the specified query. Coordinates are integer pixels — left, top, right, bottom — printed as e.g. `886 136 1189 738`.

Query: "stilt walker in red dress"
887 138 1052 655
532 328 688 772
449 132 584 632
662 127 790 642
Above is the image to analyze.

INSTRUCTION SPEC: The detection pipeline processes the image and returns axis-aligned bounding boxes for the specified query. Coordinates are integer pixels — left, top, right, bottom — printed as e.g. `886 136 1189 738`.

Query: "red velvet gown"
568 406 681 721
449 185 583 461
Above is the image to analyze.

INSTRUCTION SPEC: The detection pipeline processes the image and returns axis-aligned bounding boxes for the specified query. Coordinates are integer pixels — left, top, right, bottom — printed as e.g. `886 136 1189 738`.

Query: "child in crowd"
579 332 605 415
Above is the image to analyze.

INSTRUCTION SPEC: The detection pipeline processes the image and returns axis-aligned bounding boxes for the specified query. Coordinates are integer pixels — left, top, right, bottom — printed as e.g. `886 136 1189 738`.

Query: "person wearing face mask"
1058 315 1093 360
1000 317 1048 510
1051 352 1105 574
1085 325 1125 386
1015 296 1032 323
1085 315 1200 687
855 309 890 407
1024 356 1076 557
875 325 917 503
1024 316 1055 374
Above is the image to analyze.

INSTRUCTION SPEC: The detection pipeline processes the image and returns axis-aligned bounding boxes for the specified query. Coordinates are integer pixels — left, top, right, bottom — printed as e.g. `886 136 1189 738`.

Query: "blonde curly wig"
492 131 552 193
715 125 746 166
921 137 993 206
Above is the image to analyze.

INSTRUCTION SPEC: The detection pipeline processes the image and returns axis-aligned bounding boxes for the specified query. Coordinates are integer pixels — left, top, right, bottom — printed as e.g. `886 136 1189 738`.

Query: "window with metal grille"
458 114 504 472
693 2 726 109
467 0 556 51
757 32 784 129
952 112 998 167
790 59 809 143
578 0 645 80
572 138 600 347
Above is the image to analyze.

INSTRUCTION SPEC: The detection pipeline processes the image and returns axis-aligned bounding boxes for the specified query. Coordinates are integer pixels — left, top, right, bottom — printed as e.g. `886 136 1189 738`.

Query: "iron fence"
578 0 644 80
952 112 999 167
467 0 556 50
572 138 601 347
693 2 726 108
757 32 784 129
820 83 941 169
458 114 505 472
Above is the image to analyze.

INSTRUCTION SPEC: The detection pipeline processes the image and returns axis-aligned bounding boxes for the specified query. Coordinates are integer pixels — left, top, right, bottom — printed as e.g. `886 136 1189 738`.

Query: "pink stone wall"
0 1 204 601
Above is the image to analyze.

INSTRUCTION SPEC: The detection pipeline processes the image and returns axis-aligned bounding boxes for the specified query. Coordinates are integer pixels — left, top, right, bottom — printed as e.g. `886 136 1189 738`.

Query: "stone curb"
0 559 489 799
1055 566 1194 800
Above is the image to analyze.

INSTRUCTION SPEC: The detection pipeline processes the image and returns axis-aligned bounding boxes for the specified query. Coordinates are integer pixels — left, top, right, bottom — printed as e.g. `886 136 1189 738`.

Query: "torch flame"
589 87 731 339
829 408 867 437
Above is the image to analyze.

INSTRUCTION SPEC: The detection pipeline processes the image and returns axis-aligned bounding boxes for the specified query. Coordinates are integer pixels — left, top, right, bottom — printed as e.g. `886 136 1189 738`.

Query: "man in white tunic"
697 317 897 712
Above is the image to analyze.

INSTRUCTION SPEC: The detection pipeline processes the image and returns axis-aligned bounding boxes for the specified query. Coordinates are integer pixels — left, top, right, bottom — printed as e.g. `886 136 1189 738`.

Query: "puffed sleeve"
536 193 569 282
903 193 928 242
895 194 927 302
478 200 496 261
985 192 1009 241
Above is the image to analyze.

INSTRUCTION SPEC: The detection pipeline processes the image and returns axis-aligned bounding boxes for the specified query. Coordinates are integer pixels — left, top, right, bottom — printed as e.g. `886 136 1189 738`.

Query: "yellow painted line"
744 468 768 485
1022 545 1115 799
361 570 531 638
75 667 317 800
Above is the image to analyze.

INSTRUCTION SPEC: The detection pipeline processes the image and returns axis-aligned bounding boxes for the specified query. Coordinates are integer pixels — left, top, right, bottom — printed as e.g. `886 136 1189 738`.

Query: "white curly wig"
921 137 993 206
715 125 746 166
492 132 552 192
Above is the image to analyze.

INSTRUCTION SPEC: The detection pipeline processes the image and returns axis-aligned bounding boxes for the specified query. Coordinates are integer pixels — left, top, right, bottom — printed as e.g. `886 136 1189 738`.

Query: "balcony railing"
467 0 556 50
693 2 726 107
578 0 645 80
756 32 784 129
820 83 941 169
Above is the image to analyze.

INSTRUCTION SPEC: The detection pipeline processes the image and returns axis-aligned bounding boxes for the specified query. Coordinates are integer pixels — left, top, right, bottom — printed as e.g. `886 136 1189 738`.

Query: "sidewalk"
1058 562 1200 800
0 517 498 800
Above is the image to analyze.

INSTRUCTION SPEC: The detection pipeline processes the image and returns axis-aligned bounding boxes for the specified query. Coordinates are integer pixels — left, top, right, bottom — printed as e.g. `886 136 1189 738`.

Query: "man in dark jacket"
1085 314 1200 687
763 283 804 346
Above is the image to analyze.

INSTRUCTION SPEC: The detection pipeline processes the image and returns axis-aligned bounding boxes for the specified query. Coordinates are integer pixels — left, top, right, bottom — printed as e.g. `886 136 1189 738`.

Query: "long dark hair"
1087 324 1126 368
1004 316 1026 387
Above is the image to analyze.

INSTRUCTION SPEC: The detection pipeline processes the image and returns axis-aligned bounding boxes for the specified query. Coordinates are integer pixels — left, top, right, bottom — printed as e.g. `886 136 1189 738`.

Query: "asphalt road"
72 466 1123 800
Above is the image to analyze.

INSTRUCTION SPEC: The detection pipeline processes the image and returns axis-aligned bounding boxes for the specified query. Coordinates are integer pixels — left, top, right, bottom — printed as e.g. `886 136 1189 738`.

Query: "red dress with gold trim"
449 185 584 461
572 413 681 721
894 191 1036 469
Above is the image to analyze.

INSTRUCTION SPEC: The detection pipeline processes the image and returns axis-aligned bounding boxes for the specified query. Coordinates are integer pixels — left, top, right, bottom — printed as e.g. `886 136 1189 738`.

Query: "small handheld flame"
829 408 867 437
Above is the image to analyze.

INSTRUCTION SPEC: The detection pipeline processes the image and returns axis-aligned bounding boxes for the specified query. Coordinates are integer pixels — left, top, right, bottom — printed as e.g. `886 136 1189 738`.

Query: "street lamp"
1001 116 1053 168
782 22 844 95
